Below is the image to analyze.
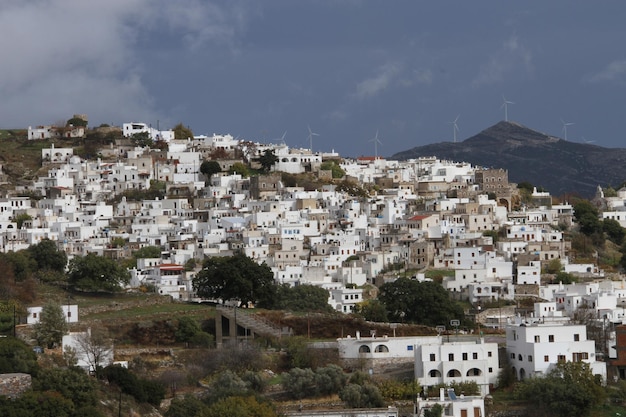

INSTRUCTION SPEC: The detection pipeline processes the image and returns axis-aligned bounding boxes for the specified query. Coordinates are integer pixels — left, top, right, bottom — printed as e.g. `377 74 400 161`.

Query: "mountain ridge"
390 121 626 198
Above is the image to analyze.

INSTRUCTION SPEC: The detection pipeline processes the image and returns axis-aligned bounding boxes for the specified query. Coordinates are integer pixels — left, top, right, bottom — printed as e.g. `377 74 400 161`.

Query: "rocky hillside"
391 121 626 197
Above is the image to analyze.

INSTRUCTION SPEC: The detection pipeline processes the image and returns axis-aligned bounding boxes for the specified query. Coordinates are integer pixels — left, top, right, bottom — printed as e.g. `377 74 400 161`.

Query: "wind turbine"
276 131 287 146
449 115 460 143
501 96 514 122
561 119 574 141
307 125 319 152
369 130 383 159
581 136 595 144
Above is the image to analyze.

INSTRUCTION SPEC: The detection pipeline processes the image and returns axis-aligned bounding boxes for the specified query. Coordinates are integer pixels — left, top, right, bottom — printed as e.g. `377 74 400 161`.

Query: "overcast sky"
2 1 626 158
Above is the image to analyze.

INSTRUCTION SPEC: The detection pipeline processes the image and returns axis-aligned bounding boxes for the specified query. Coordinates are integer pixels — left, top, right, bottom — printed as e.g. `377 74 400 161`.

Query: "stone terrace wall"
0 373 32 399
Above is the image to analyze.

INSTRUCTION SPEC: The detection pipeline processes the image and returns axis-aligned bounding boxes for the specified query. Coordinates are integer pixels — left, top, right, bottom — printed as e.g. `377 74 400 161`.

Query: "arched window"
447 369 461 377
358 345 371 353
466 368 482 377
374 345 389 353
429 369 442 378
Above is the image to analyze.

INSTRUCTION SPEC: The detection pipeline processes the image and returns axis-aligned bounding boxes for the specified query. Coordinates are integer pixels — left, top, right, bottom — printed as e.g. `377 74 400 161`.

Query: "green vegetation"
258 149 278 172
193 254 277 308
274 284 333 312
67 253 131 292
0 336 39 375
173 123 194 140
378 278 464 327
200 160 222 182
101 364 166 407
33 301 68 348
320 160 346 178
514 361 605 417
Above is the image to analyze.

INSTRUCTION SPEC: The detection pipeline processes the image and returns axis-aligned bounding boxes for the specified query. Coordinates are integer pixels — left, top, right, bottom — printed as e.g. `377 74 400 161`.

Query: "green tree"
320 160 346 178
514 361 605 417
423 404 444 417
0 336 39 375
28 238 67 273
15 390 75 417
544 258 562 274
0 251 36 282
173 123 194 140
66 116 88 127
283 367 318 399
133 246 162 259
102 364 165 406
193 254 277 308
378 278 464 326
353 299 389 322
67 253 130 292
200 160 222 182
205 370 250 404
315 364 348 396
175 316 201 343
552 271 577 285
258 149 278 173
573 200 602 236
603 217 625 245
33 301 68 349
13 213 32 229
339 382 384 408
165 395 208 417
229 162 250 177
130 131 153 147
274 284 332 312
34 367 98 408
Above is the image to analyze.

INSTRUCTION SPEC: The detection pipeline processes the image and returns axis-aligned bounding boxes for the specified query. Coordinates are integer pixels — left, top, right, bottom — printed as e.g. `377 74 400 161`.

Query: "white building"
506 320 606 382
62 328 113 374
122 122 175 142
414 337 499 395
27 305 78 324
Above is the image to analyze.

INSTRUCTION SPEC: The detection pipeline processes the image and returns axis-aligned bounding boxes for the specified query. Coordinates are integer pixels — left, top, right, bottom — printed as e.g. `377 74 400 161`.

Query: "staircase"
216 305 290 340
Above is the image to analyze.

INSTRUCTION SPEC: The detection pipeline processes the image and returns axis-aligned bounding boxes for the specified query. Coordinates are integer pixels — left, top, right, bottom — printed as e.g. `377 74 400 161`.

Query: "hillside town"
2 118 626 416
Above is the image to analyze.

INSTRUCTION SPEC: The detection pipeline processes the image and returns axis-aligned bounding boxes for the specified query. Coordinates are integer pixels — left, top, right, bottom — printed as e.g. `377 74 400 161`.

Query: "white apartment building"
328 287 364 313
506 321 606 381
414 337 499 395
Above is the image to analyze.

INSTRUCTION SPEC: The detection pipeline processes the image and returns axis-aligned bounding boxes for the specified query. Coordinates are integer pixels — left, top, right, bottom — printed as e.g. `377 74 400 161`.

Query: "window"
573 352 589 362
534 335 540 343
488 351 493 357
407 345 413 351
473 352 478 360
549 335 554 343
518 354 523 361
544 355 549 362
557 355 566 363
528 355 533 362
430 354 436 361
449 353 454 361
463 353 468 360
510 353 515 359
488 367 493 373
574 334 580 341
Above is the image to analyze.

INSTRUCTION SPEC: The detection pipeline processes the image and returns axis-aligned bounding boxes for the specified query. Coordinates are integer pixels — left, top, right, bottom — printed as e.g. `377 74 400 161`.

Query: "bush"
101 365 165 406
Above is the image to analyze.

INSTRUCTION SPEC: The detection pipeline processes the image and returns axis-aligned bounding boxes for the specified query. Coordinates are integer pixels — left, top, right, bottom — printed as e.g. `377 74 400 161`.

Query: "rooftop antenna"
561 119 574 141
449 115 460 143
307 125 319 152
501 95 514 122
369 130 382 159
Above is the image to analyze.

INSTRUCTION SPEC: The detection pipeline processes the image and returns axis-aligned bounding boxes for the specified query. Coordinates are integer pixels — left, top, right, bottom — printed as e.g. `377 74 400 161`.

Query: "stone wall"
0 373 32 399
